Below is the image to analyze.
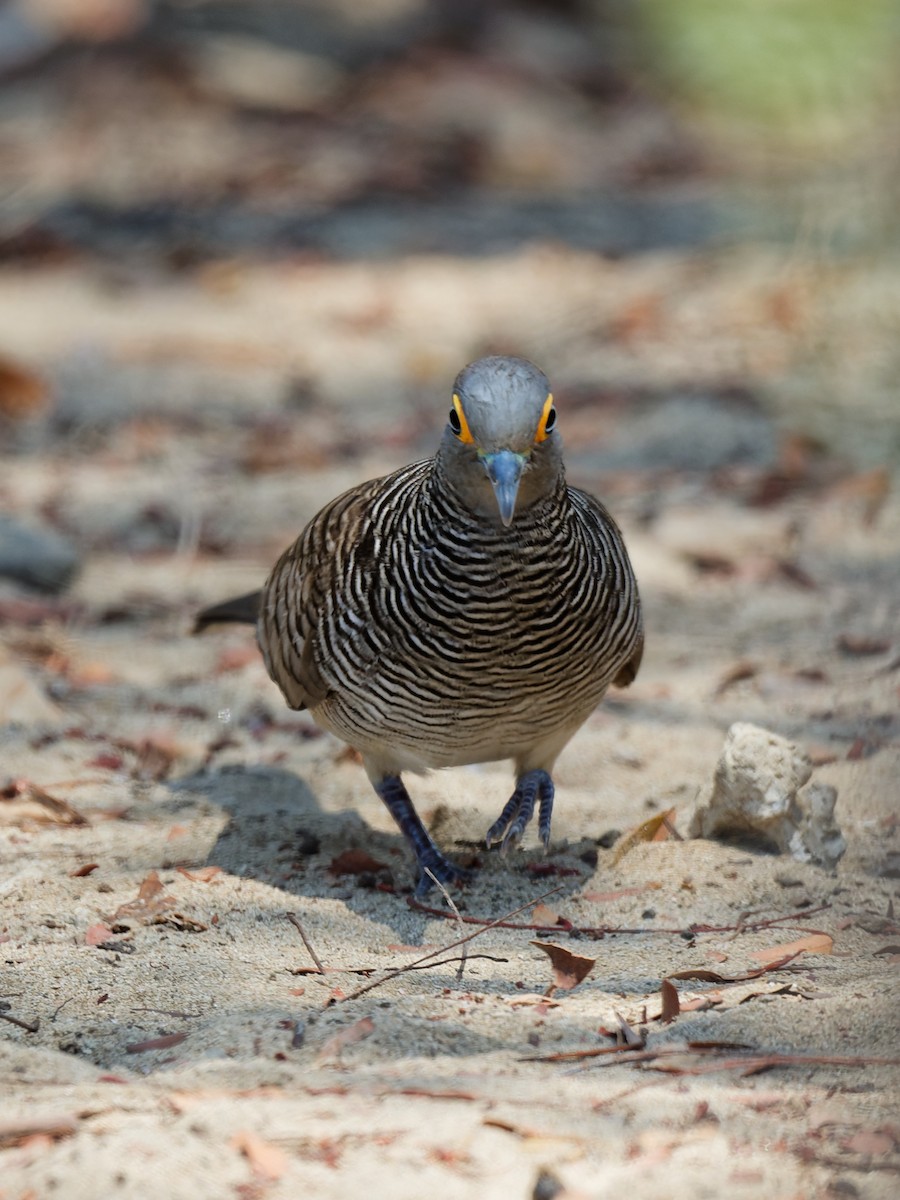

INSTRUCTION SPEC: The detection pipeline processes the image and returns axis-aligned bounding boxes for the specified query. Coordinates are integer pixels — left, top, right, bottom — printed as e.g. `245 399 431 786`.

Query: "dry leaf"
215 645 260 673
531 902 563 926
844 1130 895 1156
613 808 677 863
231 1130 289 1181
660 979 680 1023
152 912 208 933
131 737 178 782
0 779 87 827
828 466 890 526
506 993 562 1009
87 753 125 771
714 660 759 696
668 953 803 984
113 870 176 923
69 863 99 877
531 941 595 991
0 354 49 418
84 923 116 946
0 1116 77 1149
837 633 891 657
125 1032 188 1054
749 933 833 963
176 866 222 884
316 1015 375 1060
328 849 388 876
581 883 661 903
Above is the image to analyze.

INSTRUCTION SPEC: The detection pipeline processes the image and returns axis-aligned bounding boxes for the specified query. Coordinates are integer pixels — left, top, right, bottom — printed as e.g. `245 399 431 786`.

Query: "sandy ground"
1 7 899 1194
1 244 898 1200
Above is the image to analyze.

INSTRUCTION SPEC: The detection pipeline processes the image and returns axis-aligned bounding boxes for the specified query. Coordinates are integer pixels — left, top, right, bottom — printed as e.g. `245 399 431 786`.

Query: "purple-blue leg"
375 774 470 896
485 769 555 853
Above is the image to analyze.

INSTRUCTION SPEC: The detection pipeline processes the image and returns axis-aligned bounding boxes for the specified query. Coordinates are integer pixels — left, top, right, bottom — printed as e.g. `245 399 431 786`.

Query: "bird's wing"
567 485 644 689
257 472 400 712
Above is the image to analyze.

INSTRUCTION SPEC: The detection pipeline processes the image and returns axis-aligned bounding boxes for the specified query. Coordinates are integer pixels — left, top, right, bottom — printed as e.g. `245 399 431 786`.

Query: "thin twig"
286 911 326 975
523 1042 900 1074
408 900 832 939
398 953 508 972
0 1011 40 1033
50 997 73 1021
334 885 565 1005
130 1007 203 1019
424 867 468 984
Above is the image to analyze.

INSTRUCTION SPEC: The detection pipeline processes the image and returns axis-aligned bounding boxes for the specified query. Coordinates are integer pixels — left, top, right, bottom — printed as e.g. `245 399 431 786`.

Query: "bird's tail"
193 590 262 633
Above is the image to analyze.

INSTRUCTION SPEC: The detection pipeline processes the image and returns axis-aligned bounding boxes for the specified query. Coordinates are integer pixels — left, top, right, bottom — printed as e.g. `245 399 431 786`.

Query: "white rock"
690 722 845 868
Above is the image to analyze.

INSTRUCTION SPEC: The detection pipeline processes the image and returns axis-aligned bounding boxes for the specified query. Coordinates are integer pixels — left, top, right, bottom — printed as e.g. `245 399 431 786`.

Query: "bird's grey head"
436 355 563 527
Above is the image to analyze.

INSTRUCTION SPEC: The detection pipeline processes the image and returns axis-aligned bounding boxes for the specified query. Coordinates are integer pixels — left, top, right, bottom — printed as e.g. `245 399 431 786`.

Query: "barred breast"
258 459 642 776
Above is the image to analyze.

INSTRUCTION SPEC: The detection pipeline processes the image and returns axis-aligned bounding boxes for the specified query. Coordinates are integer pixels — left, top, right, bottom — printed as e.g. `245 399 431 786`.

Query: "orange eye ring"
535 394 556 443
451 393 475 444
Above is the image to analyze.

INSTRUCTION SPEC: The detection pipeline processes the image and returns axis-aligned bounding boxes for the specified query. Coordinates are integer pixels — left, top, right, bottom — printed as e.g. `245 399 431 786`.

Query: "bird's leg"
485 769 555 854
374 774 470 897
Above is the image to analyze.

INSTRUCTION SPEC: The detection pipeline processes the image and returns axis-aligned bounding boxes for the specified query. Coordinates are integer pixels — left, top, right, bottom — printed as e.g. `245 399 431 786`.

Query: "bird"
195 355 643 894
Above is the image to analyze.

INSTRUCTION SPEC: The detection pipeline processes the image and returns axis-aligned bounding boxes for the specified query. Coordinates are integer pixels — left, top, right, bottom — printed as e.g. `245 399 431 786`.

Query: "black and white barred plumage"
197 356 643 893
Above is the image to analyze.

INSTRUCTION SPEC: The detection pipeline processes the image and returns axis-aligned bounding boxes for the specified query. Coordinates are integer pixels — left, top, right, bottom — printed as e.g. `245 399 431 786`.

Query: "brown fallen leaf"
130 737 178 782
328 849 389 876
506 993 562 1009
316 1015 375 1060
668 952 804 984
660 978 680 1023
844 1130 896 1156
613 808 677 863
112 870 183 925
215 645 260 673
714 660 759 696
175 866 222 884
482 1116 585 1146
531 941 595 992
581 883 662 903
125 1032 188 1054
151 912 208 933
0 779 87 827
87 753 125 771
531 902 564 927
0 1116 77 1149
0 353 50 418
749 933 833 963
69 863 99 877
837 633 892 657
85 923 116 946
231 1130 289 1182
828 466 891 526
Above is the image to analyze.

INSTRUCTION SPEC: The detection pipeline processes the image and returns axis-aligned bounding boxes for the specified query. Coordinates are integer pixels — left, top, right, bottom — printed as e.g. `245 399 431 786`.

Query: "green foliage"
637 0 897 146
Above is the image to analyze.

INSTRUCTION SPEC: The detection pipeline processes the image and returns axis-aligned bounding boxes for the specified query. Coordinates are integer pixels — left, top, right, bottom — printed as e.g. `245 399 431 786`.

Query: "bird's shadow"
167 763 593 937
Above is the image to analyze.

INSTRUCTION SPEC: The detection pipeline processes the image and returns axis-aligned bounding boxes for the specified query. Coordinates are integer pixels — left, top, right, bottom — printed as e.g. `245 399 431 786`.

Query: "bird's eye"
449 394 475 443
535 394 556 443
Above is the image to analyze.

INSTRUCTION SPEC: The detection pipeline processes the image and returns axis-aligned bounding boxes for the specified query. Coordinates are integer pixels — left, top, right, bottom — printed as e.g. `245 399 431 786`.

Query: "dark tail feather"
193 590 262 633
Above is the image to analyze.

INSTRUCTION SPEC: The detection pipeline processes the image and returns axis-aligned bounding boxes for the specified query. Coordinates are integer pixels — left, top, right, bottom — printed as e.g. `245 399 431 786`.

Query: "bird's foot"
485 769 555 855
414 851 473 899
375 774 469 897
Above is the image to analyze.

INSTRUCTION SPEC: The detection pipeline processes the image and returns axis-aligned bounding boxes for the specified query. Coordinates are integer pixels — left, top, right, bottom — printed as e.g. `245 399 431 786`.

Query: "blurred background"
2 12 899 1184
0 0 897 644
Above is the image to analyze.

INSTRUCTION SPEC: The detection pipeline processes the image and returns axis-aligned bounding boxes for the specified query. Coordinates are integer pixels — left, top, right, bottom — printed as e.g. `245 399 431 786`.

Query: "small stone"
0 515 80 592
690 722 845 868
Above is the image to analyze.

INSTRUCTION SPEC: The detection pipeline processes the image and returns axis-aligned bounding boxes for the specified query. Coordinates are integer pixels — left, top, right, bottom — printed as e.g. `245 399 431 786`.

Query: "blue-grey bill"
483 450 526 527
